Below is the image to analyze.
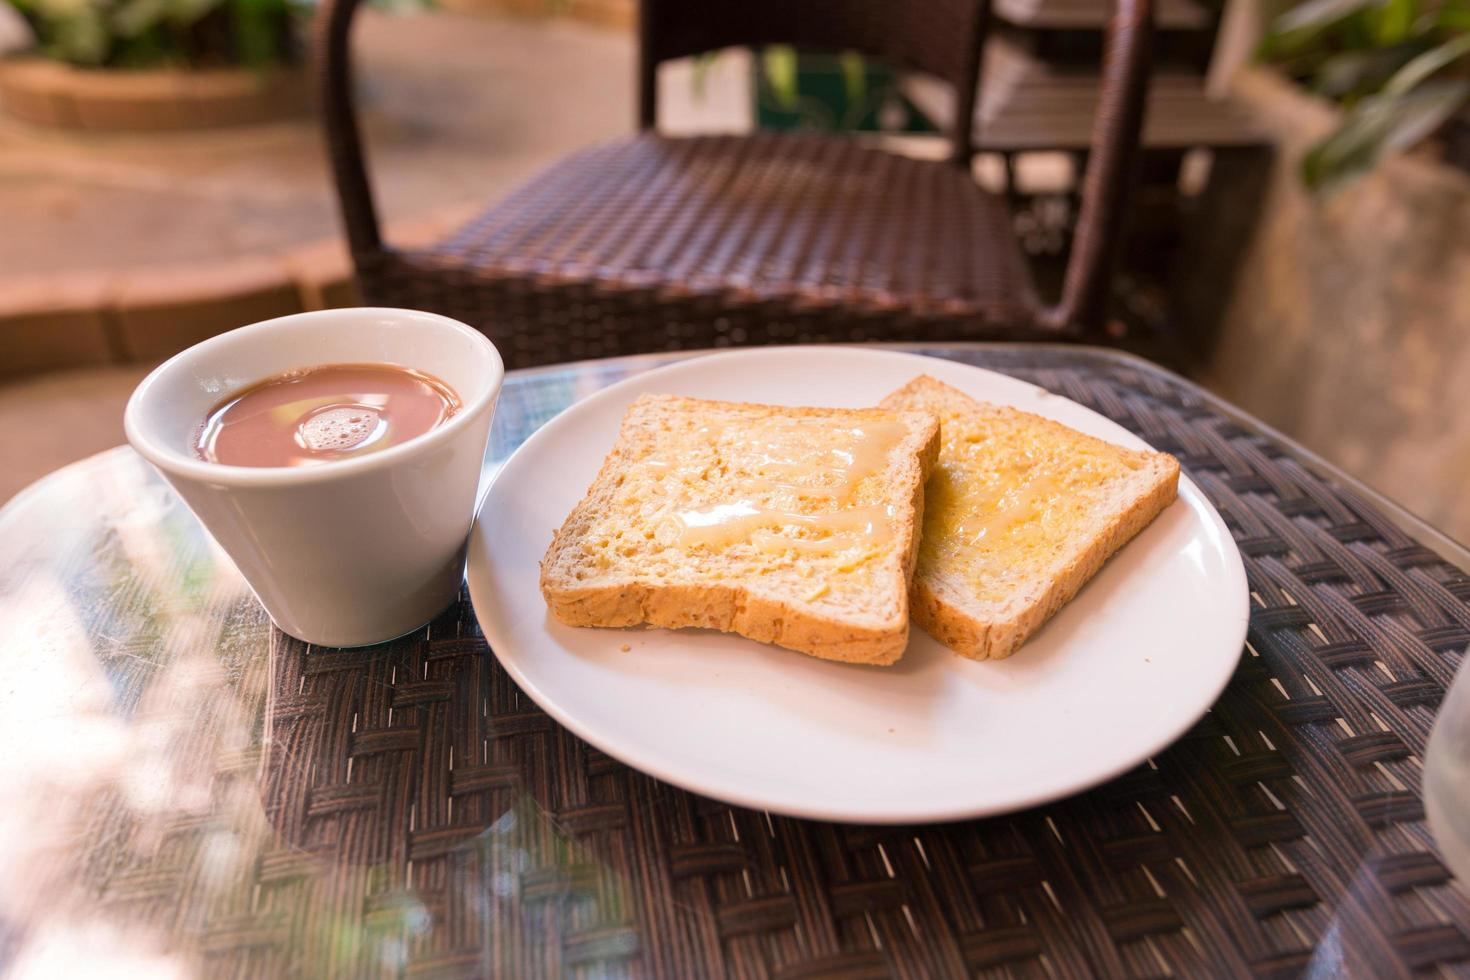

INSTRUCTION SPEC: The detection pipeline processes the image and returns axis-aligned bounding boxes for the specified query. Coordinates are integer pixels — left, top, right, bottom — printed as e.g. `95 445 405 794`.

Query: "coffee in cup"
196 363 461 468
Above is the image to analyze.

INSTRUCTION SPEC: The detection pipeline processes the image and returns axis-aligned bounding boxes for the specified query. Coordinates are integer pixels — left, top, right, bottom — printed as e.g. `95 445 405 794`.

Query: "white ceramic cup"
125 308 504 648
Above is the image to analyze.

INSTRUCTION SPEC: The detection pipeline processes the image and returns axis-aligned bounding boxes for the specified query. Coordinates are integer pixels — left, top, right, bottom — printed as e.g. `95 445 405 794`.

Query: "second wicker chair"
318 0 1153 368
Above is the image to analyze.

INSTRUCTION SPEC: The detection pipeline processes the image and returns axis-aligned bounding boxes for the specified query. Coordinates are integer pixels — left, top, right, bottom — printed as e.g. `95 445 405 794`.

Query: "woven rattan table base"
1 346 1465 978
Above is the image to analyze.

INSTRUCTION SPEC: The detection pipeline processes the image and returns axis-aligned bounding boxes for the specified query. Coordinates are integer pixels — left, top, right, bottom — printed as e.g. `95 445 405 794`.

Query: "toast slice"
540 394 941 665
880 376 1179 660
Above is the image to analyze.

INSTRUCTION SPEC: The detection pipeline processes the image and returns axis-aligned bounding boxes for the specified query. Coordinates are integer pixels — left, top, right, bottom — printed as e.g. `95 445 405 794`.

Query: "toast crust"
882 376 1180 660
541 395 940 665
546 579 915 665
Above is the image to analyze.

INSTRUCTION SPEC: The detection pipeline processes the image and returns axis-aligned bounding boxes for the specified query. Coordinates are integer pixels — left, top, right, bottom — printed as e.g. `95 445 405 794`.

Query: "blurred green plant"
6 0 307 68
750 45 932 134
1260 0 1470 189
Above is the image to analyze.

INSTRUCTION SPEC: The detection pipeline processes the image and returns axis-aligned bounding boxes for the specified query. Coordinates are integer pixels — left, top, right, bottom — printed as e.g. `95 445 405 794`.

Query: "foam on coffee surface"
299 405 385 453
196 363 460 468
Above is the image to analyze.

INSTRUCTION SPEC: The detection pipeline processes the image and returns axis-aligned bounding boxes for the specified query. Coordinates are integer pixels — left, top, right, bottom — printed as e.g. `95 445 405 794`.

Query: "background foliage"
1261 0 1470 187
6 0 304 68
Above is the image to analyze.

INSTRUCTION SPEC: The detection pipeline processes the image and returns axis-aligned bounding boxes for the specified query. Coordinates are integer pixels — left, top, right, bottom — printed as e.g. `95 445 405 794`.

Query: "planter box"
0 59 309 130
434 0 634 29
1194 66 1470 544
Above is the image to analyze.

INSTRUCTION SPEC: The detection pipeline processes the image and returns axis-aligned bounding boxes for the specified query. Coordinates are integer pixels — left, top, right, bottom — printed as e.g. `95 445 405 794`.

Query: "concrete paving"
0 9 647 502
0 9 638 277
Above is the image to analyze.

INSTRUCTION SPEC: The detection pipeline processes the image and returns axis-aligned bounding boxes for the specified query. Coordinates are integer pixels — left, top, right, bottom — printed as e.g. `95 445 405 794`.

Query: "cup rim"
123 307 505 487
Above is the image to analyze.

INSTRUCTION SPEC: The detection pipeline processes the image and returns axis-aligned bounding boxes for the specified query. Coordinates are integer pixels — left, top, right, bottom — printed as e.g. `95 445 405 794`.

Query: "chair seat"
408 133 1038 330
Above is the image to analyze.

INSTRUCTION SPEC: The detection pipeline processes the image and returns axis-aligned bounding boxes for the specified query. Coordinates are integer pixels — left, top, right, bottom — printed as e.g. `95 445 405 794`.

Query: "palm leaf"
761 44 799 110
1383 32 1470 95
838 50 866 108
1313 43 1423 98
1434 0 1470 29
1303 79 1470 189
1270 0 1381 41
1369 0 1415 45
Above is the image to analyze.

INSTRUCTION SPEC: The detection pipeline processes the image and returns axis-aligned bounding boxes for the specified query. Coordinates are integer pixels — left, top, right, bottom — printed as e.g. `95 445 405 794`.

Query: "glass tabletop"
1 344 1466 977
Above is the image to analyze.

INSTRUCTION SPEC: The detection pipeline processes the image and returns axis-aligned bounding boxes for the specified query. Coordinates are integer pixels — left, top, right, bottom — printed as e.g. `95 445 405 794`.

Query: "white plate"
466 347 1248 823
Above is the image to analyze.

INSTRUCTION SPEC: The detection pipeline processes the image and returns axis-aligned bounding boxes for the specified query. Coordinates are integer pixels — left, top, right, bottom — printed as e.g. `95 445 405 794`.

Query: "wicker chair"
317 0 1152 369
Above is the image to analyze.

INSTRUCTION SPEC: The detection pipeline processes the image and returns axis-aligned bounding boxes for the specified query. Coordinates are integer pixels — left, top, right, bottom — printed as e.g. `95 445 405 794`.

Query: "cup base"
267 594 459 649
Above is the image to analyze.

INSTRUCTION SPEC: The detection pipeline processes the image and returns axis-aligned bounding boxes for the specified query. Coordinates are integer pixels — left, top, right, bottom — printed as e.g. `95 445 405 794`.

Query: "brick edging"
0 59 309 131
435 0 634 29
0 203 481 378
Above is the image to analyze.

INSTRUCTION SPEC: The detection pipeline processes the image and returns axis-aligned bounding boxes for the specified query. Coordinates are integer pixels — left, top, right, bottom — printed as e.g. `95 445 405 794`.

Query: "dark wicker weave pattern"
6 347 1464 978
316 0 1154 368
372 134 1037 367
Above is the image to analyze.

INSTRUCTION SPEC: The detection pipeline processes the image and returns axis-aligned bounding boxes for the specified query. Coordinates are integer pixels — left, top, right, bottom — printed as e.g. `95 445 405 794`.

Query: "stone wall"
1197 67 1470 544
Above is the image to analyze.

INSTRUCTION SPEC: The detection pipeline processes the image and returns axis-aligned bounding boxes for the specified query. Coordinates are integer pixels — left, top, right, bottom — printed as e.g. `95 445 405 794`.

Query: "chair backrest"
638 0 988 166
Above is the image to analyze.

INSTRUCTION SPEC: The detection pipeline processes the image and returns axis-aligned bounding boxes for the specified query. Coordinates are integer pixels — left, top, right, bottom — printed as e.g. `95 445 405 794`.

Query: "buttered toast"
880 376 1179 660
540 394 941 665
